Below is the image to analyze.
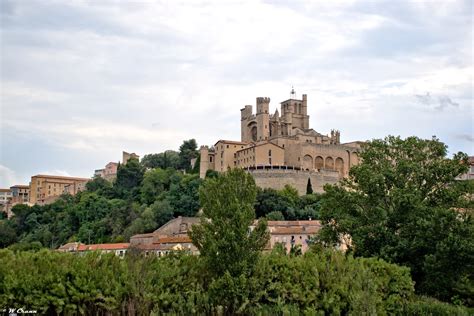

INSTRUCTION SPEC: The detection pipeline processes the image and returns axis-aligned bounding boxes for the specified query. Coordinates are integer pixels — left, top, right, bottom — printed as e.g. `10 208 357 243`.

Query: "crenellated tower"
256 97 270 141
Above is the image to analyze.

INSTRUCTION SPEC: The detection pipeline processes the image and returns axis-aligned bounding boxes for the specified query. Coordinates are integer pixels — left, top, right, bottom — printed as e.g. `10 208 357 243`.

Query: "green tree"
190 168 269 313
114 158 144 200
280 184 299 207
266 211 285 221
140 168 175 204
255 188 291 218
0 220 17 247
317 135 473 305
306 178 313 194
178 139 199 171
190 168 269 277
141 150 180 170
166 173 202 217
190 154 201 174
86 176 114 196
205 169 219 178
150 199 174 227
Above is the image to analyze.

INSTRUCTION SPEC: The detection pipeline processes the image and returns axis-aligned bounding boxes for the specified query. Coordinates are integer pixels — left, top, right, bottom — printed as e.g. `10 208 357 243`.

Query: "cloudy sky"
1 0 472 187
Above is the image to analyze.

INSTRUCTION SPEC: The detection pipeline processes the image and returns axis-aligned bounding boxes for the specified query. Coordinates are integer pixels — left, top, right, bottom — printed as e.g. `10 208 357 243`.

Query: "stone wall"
246 167 339 195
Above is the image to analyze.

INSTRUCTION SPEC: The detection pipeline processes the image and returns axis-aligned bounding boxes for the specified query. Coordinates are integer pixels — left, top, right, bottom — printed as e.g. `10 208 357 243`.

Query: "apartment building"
29 175 89 205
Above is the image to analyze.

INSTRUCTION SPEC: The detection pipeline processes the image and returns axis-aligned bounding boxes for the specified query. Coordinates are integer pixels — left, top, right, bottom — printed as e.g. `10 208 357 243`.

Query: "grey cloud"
455 134 474 143
415 93 459 111
437 95 459 110
1 0 472 186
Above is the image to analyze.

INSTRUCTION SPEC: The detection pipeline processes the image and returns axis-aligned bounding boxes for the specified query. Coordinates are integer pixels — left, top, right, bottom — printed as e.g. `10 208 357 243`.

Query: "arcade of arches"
300 152 359 176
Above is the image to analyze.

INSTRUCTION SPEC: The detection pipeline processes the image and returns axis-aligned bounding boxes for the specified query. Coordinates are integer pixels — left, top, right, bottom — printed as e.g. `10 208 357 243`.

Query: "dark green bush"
403 296 473 316
3 249 469 315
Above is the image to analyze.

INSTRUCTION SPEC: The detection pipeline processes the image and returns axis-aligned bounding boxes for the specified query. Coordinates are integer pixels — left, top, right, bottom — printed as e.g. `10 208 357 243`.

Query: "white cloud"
1 0 472 186
0 164 19 187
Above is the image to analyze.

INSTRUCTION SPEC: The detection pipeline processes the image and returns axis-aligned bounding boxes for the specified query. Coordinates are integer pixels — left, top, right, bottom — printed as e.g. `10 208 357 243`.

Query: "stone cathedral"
199 89 362 194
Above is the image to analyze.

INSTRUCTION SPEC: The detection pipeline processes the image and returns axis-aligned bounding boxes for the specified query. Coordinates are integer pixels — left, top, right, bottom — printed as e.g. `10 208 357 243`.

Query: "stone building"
58 242 130 257
29 174 89 205
0 188 12 205
457 156 474 181
199 90 362 194
130 217 343 255
130 216 200 256
122 151 139 164
10 185 29 204
94 162 119 181
250 220 322 253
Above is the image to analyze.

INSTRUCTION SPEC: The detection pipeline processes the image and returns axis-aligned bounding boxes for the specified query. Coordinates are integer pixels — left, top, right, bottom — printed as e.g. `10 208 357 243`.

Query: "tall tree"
178 139 198 171
189 168 269 313
306 178 313 194
190 168 269 277
316 136 473 305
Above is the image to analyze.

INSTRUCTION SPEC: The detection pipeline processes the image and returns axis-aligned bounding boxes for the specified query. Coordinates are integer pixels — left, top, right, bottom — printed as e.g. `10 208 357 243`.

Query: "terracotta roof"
0 189 11 192
271 227 320 235
78 243 130 251
130 233 155 239
236 141 284 152
32 174 90 181
214 140 249 146
266 220 322 226
57 242 85 251
10 185 29 189
135 243 174 251
156 236 192 244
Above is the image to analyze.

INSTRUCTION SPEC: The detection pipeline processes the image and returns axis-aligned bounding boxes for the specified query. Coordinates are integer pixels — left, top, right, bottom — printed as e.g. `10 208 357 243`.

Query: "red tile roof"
32 175 90 181
271 227 320 235
214 140 249 146
266 220 321 226
10 185 29 189
130 233 154 239
78 243 130 251
156 236 192 244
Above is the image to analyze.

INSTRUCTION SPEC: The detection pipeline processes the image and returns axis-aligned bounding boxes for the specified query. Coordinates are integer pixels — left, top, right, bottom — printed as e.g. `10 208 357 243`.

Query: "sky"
0 0 473 187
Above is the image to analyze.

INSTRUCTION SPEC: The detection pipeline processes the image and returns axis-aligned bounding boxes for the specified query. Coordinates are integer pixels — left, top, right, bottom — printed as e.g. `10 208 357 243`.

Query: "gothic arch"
303 155 313 170
247 121 257 142
325 156 334 170
335 157 344 176
315 156 324 169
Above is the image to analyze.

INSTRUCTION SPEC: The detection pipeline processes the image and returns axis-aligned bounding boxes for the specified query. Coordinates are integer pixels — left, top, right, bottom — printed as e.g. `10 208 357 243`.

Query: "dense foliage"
0 140 204 248
0 248 428 315
0 156 319 249
317 136 474 306
1 135 472 313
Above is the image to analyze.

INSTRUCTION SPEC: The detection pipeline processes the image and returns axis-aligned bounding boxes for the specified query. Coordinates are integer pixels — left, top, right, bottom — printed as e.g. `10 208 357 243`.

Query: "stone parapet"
245 167 339 195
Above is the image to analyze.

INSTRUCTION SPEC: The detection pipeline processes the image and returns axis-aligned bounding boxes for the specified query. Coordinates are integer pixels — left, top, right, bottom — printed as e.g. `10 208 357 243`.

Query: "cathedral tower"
256 97 270 141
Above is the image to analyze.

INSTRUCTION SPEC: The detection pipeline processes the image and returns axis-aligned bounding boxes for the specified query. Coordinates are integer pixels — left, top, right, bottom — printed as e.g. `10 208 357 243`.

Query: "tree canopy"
316 136 473 305
178 139 199 171
190 168 269 277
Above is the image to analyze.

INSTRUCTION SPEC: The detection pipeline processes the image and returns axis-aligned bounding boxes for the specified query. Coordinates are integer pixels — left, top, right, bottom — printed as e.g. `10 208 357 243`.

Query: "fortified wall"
246 166 339 195
199 90 362 194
